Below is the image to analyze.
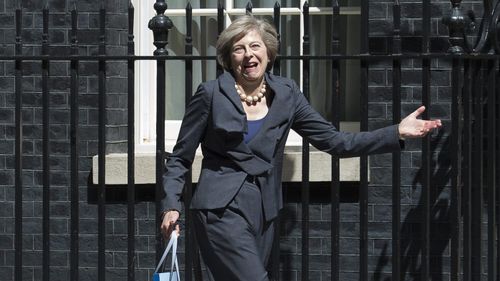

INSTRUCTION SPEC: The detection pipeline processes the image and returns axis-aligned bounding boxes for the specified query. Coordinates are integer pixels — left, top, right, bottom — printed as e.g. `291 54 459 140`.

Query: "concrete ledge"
92 122 363 185
92 148 361 184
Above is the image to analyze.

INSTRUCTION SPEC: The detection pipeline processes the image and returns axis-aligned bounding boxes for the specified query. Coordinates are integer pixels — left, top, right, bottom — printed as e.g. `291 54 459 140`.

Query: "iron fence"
3 0 500 280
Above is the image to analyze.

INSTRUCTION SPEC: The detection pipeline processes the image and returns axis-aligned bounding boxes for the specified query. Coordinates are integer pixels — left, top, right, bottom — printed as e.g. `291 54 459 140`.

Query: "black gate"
2 0 499 280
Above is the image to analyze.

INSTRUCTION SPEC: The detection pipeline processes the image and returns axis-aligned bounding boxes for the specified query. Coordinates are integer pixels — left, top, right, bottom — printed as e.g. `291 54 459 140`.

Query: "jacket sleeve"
161 84 212 213
290 82 402 157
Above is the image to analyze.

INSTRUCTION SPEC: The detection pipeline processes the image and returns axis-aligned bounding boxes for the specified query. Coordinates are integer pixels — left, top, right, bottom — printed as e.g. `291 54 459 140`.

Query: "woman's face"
230 30 269 85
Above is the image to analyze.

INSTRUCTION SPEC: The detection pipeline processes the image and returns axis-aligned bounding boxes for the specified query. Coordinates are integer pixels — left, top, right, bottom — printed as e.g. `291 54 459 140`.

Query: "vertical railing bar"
184 4 194 281
149 0 172 264
69 3 80 281
42 4 50 281
97 3 107 281
421 0 431 279
301 2 310 281
471 60 484 280
487 58 497 281
271 3 281 281
360 0 369 279
451 56 463 281
463 59 472 281
496 59 500 281
422 0 430 54
245 1 252 15
14 5 23 281
272 2 281 75
127 2 136 281
216 2 224 77
155 67 166 258
330 1 340 280
420 55 431 281
391 2 401 280
155 55 166 262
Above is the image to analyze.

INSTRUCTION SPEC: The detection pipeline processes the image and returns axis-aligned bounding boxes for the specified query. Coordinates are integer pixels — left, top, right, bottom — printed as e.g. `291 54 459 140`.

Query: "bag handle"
154 233 180 281
171 233 180 281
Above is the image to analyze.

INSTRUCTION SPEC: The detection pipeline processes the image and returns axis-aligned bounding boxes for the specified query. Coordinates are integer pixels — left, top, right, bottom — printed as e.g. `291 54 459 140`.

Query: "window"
133 0 361 152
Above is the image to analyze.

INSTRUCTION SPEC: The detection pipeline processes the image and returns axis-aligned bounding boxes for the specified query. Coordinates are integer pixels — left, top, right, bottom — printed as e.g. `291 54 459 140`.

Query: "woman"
161 15 441 281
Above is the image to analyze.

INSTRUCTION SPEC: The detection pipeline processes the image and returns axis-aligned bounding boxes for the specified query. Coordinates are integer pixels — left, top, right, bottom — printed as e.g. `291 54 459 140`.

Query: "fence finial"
70 1 77 48
148 0 173 56
43 2 49 46
128 0 135 34
442 0 465 54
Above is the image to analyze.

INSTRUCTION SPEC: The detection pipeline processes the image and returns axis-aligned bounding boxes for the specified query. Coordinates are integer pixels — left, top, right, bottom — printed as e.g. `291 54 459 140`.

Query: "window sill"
92 122 364 185
92 148 361 185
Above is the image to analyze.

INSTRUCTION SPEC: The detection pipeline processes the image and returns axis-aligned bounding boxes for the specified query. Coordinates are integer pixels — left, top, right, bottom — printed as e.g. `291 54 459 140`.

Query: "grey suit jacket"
162 71 402 221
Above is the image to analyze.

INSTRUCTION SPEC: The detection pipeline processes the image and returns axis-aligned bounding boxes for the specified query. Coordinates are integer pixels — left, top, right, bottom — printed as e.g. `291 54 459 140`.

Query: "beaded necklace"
235 81 266 103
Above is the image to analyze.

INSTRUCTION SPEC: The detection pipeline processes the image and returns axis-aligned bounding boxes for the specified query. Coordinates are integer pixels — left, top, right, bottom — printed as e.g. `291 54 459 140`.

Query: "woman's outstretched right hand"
160 210 180 239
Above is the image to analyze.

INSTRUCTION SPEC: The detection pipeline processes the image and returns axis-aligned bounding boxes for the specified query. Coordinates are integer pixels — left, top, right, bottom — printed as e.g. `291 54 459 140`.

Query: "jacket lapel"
213 72 273 175
211 72 295 175
213 72 247 133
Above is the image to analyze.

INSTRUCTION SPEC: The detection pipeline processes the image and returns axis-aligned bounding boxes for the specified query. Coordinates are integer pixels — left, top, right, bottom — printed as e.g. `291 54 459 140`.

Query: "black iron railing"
4 0 500 281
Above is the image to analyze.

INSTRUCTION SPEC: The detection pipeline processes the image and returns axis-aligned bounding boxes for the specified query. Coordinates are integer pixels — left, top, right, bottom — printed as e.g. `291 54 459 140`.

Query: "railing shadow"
373 130 451 281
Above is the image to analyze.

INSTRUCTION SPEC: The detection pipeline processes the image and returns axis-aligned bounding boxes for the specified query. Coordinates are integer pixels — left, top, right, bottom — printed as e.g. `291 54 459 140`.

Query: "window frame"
133 0 361 153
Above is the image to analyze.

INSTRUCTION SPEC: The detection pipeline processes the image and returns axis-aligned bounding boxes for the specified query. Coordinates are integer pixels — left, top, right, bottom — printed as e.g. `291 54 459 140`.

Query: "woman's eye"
233 47 244 54
251 44 261 49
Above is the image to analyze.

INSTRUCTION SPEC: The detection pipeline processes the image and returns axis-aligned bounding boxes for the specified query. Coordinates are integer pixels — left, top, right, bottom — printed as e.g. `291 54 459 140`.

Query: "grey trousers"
193 180 275 281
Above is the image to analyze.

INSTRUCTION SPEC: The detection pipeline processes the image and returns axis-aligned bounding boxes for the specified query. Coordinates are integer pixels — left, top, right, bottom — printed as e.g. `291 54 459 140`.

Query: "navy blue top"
244 116 267 143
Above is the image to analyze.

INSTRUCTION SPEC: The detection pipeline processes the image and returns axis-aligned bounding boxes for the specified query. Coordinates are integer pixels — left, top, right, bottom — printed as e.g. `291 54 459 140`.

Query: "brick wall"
367 1 464 281
0 0 150 280
0 1 465 281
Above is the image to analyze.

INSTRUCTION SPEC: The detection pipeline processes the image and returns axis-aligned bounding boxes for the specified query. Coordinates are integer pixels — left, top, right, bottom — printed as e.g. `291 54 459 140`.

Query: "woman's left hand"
398 106 442 139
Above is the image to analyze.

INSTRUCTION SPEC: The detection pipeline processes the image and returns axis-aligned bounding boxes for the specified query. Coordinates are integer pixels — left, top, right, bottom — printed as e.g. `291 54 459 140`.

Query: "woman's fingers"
175 223 181 235
415 120 441 137
410 105 426 118
161 210 181 238
423 119 441 131
399 106 442 139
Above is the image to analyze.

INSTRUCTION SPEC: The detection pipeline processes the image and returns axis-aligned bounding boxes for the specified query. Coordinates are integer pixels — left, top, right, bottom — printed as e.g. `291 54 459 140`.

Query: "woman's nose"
243 46 253 57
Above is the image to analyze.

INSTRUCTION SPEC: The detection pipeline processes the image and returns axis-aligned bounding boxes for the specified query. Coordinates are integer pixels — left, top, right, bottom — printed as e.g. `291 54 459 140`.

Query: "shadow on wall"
373 130 451 281
275 205 298 281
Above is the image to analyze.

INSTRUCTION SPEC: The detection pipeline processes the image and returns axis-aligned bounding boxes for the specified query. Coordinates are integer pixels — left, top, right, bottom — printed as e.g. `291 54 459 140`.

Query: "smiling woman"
159 15 441 281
